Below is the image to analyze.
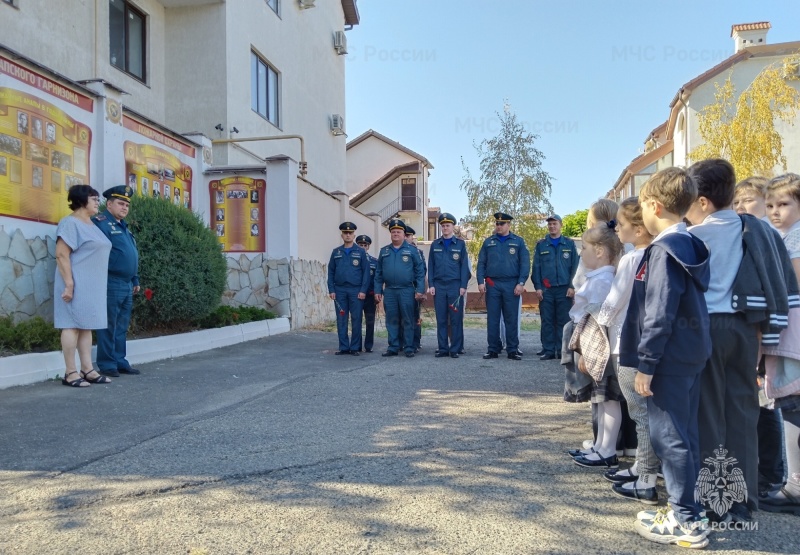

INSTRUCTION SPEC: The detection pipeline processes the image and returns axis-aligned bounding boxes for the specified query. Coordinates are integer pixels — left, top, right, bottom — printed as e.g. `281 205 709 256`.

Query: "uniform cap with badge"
494 211 513 222
355 234 372 245
438 212 457 225
404 225 416 236
339 221 357 232
387 218 406 231
103 185 133 203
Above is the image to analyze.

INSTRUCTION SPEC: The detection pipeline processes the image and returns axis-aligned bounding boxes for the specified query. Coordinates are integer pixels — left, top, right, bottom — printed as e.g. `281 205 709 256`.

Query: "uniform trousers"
360 293 377 352
539 284 571 356
334 286 363 352
383 287 415 354
486 278 521 354
433 281 464 355
96 277 134 372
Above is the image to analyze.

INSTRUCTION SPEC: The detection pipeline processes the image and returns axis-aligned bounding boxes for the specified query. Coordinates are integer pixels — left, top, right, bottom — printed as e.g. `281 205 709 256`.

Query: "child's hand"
577 355 588 374
635 371 654 397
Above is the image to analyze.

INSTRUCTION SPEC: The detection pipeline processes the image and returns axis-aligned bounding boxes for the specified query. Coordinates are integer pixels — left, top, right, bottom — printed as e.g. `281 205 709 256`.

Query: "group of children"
563 161 800 548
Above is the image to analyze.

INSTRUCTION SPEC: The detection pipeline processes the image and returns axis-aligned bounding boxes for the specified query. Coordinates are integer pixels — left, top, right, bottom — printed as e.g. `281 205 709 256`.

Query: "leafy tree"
460 102 554 263
690 54 800 178
561 209 588 238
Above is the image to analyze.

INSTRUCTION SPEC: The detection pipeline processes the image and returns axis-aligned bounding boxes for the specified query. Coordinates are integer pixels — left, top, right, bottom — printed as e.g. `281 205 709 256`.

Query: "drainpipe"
212 135 307 176
677 88 689 164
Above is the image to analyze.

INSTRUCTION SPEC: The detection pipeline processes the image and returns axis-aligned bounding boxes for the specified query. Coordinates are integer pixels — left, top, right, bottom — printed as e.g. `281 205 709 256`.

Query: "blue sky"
345 0 800 220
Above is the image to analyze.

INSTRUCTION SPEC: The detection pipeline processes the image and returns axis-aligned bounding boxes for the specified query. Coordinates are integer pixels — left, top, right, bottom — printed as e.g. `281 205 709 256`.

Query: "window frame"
2 0 19 7
265 0 278 15
109 0 147 83
250 51 280 127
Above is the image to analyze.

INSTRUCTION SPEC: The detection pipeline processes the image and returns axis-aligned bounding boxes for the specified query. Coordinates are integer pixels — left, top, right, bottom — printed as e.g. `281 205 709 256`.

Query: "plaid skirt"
591 356 624 403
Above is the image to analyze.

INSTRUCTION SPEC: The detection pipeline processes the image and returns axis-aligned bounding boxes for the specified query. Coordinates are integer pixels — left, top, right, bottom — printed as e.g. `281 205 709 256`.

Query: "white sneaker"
635 509 709 548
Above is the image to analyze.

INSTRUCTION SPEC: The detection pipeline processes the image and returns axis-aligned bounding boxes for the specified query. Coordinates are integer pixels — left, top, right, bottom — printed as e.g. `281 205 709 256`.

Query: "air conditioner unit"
333 30 348 55
330 114 345 135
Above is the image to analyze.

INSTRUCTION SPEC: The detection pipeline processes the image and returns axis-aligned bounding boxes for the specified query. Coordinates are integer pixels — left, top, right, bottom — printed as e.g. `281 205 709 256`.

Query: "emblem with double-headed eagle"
694 445 748 515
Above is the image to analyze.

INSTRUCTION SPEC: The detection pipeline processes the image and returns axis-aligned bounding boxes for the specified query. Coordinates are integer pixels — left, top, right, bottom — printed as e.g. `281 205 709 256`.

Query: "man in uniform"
356 234 378 353
327 222 370 355
531 214 578 360
93 185 141 377
374 219 425 358
401 225 426 353
476 212 530 360
428 213 471 358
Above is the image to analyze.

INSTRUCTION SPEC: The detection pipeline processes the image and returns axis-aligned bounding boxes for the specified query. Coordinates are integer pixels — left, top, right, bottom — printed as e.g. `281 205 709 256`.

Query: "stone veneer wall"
222 255 333 329
0 227 56 323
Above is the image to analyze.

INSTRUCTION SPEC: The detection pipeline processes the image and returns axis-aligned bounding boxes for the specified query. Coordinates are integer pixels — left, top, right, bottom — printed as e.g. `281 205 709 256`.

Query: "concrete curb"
0 317 290 390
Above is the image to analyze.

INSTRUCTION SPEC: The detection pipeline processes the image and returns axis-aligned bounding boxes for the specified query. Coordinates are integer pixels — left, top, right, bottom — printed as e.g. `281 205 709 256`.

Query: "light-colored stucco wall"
346 137 420 196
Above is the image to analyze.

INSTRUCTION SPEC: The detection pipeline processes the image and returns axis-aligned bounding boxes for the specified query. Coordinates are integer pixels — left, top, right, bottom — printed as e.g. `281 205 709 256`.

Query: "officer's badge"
402 255 409 262
563 252 570 258
125 186 132 196
352 259 360 266
453 253 460 260
509 247 516 255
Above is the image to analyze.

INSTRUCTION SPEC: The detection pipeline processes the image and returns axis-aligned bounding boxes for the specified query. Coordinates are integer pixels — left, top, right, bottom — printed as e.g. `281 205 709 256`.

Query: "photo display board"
122 116 195 208
0 55 93 224
209 176 265 252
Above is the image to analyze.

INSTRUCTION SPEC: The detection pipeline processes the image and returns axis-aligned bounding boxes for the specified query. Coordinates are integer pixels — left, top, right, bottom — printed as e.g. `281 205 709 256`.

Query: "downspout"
212 135 307 176
677 88 689 164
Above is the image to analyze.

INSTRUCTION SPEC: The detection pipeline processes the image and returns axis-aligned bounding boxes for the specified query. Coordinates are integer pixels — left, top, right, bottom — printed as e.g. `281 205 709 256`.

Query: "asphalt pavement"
0 324 797 554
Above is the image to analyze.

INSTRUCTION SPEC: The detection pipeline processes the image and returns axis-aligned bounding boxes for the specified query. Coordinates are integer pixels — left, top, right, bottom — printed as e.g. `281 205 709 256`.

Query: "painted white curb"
0 317 290 390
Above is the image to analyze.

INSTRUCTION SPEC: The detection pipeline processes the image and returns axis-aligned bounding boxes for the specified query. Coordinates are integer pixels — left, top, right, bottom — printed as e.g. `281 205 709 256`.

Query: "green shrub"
0 316 62 354
124 195 227 331
194 305 276 328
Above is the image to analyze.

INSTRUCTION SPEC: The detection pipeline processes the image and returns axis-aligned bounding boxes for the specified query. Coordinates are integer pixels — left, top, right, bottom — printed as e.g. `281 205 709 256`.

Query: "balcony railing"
378 196 422 226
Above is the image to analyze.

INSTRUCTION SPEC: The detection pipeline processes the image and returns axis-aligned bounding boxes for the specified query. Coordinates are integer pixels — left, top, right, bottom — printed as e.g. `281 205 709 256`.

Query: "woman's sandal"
62 370 90 388
80 369 112 384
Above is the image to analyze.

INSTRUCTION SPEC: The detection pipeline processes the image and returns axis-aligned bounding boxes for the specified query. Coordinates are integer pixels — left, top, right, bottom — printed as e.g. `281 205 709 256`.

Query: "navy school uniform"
429 235 471 355
92 210 139 372
374 242 425 354
477 233 530 354
327 244 371 352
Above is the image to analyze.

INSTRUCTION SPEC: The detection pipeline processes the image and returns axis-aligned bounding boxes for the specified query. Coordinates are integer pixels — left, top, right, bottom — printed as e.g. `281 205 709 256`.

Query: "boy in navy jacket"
620 168 712 548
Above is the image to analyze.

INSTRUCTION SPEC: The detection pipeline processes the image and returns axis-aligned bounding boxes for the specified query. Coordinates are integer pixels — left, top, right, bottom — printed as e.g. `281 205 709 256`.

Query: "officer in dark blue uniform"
477 212 530 360
400 225 426 353
532 214 578 360
428 213 471 358
356 234 378 353
327 222 371 355
93 185 141 377
374 219 425 357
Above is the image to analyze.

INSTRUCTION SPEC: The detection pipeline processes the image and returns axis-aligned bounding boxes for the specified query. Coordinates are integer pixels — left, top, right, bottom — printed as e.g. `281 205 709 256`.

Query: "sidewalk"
0 326 795 554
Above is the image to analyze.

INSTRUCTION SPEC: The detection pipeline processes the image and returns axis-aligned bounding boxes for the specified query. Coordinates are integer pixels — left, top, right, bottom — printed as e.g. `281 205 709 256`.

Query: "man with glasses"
93 185 142 377
477 212 530 360
531 214 578 360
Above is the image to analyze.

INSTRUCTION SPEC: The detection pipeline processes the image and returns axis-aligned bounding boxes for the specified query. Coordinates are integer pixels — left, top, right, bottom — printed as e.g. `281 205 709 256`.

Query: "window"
2 0 18 6
265 0 278 14
251 52 279 126
109 0 146 82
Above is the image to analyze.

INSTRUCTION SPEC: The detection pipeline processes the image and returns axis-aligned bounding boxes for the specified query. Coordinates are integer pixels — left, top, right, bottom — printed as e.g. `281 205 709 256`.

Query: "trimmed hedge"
0 316 61 354
124 195 227 331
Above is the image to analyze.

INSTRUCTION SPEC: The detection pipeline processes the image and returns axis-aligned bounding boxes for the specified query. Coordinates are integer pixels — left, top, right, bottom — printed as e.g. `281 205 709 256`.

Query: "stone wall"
289 259 333 329
0 227 56 323
222 255 291 318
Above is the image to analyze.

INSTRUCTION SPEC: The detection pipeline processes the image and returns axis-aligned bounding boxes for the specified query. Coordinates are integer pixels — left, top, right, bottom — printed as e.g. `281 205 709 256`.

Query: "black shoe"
381 351 398 357
118 367 141 375
611 482 658 505
335 350 351 355
568 447 594 458
435 351 449 358
760 487 800 515
458 350 465 355
483 352 499 359
539 353 556 360
98 369 120 377
556 351 561 358
450 353 459 359
507 352 522 360
350 351 360 356
517 350 524 356
604 468 638 483
536 349 546 356
365 348 372 353
405 352 415 358
573 454 619 469
728 502 753 523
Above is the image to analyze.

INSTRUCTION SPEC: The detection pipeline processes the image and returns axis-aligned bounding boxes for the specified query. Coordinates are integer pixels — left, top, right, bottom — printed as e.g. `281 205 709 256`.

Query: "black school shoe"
604 468 639 483
573 454 619 469
612 482 659 505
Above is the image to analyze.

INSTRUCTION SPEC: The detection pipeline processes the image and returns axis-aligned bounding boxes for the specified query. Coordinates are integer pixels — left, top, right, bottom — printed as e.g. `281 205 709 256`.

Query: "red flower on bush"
144 288 154 301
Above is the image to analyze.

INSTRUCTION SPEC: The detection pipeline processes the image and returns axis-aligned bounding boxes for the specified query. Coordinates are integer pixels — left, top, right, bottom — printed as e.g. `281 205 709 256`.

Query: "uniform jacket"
532 235 578 290
619 228 711 376
476 233 530 285
413 245 428 290
92 210 139 285
327 245 370 293
731 214 800 345
365 254 378 294
374 241 426 294
428 236 471 289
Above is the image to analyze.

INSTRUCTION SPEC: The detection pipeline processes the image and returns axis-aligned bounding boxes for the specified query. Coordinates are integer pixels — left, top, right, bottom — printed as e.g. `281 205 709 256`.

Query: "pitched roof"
350 161 420 206
347 129 434 169
731 22 771 36
341 0 360 26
